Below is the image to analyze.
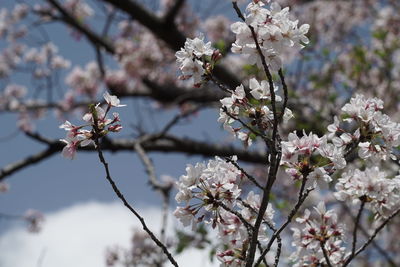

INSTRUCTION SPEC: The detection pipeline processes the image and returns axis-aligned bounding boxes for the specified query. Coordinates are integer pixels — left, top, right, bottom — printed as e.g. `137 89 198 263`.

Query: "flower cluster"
335 167 400 218
0 84 27 110
106 229 169 267
0 182 9 193
25 42 71 78
334 94 400 161
59 92 125 159
218 78 292 146
65 61 101 98
64 0 93 21
175 35 216 86
24 209 45 233
174 157 242 228
216 209 248 266
281 131 339 188
231 1 309 71
290 202 346 267
174 156 277 266
217 191 275 266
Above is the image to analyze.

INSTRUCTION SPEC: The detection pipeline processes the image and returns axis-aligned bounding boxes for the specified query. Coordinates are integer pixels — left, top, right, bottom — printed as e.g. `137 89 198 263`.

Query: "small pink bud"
211 49 222 62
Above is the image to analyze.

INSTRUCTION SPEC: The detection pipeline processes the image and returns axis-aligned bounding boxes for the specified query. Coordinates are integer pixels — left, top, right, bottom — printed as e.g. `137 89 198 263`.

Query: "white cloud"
0 201 218 267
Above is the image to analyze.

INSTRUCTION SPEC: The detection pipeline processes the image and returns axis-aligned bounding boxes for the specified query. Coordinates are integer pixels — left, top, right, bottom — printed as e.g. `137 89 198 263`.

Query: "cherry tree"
1 0 400 266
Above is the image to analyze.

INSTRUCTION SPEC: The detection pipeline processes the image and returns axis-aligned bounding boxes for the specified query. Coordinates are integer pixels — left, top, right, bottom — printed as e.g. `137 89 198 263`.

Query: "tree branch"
92 126 178 267
343 208 400 266
45 0 115 53
350 201 365 258
164 0 186 24
0 133 266 181
100 0 241 89
0 143 62 181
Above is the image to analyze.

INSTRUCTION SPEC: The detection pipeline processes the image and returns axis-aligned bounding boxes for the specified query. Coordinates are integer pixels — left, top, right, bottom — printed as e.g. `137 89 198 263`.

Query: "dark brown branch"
343 208 400 266
278 69 288 122
42 0 241 93
92 125 178 267
224 157 263 190
231 4 282 266
26 131 267 164
351 201 365 258
246 154 279 267
320 240 333 267
164 0 186 24
0 133 266 181
100 0 241 89
45 0 115 53
254 180 314 266
0 143 62 181
341 203 397 266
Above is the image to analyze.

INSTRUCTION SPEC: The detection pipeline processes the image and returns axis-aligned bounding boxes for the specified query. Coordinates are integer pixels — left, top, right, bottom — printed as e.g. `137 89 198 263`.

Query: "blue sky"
0 1 240 266
0 0 230 226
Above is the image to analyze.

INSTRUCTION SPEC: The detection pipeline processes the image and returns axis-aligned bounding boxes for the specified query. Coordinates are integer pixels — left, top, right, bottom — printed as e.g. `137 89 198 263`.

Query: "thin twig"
216 201 269 267
278 69 288 122
232 2 278 142
224 157 263 190
351 201 365 258
343 208 400 266
320 240 333 267
209 75 233 93
238 197 280 267
46 0 115 53
92 124 178 267
156 105 204 139
341 203 397 266
222 106 273 148
134 141 170 191
254 180 314 266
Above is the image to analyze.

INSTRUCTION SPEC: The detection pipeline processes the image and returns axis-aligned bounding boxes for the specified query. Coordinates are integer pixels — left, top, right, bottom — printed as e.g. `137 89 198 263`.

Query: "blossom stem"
278 69 288 122
224 157 264 190
320 240 333 267
254 179 314 266
351 201 365 258
343 208 400 266
92 125 179 267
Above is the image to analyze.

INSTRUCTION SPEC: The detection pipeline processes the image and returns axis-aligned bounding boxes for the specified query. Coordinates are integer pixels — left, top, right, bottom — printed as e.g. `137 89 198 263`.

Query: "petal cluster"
175 36 214 86
174 157 242 228
59 93 124 159
290 202 346 267
334 167 400 218
231 2 309 71
339 94 400 161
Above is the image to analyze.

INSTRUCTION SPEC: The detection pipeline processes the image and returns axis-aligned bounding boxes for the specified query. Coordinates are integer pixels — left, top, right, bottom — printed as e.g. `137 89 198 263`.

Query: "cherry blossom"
334 167 400 218
103 92 126 108
24 209 45 233
249 78 281 101
175 35 215 86
59 93 125 159
174 157 242 227
290 202 346 267
231 1 309 71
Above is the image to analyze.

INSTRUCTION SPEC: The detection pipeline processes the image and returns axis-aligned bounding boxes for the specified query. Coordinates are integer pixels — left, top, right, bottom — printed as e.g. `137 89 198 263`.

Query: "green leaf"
372 30 387 41
213 40 226 54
